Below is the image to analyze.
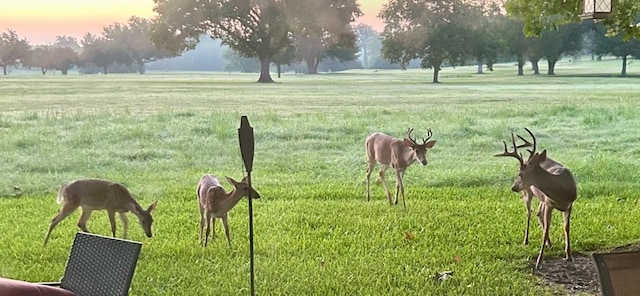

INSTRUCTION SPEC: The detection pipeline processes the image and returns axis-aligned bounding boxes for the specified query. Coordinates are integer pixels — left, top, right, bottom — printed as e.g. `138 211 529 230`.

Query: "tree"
354 24 377 69
50 47 79 75
81 36 131 74
287 0 361 74
0 30 30 75
506 0 640 39
152 0 291 83
593 22 640 76
379 0 476 83
539 23 583 75
27 46 53 75
104 17 168 74
499 16 528 76
272 45 296 78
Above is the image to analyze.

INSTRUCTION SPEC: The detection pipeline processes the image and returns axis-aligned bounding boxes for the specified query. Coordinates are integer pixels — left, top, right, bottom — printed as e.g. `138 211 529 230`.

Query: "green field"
1 58 640 295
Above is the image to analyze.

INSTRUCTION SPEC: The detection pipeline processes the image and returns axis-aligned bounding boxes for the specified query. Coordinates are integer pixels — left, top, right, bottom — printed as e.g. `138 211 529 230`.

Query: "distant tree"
50 47 79 75
152 0 291 82
0 30 30 75
526 37 543 75
593 23 640 76
354 24 377 69
272 45 296 78
103 16 168 74
54 36 82 52
27 46 53 74
539 23 583 75
287 0 362 74
498 16 528 76
379 0 476 83
467 8 503 74
81 36 131 74
222 49 260 73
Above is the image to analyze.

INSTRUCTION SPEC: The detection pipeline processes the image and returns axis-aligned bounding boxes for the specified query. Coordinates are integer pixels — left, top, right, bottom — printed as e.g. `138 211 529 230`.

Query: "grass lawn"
1 58 640 295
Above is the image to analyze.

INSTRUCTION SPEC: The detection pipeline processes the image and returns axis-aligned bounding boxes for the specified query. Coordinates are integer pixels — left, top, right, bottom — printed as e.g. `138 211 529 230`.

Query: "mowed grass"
2 58 640 295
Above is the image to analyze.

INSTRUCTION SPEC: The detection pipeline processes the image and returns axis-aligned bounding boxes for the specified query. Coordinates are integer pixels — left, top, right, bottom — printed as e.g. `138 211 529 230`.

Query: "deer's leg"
536 203 551 247
107 210 118 237
222 214 232 249
77 207 93 233
395 170 406 209
378 167 392 205
44 202 79 246
523 191 532 245
535 205 553 270
198 205 205 243
118 212 129 239
365 161 376 202
563 205 573 262
204 211 212 247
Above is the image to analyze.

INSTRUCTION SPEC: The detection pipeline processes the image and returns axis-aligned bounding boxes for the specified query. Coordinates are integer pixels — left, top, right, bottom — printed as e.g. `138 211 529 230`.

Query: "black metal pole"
238 116 255 296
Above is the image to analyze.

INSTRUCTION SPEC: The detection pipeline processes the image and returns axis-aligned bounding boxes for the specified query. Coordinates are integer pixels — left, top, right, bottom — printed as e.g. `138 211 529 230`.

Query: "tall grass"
1 59 640 295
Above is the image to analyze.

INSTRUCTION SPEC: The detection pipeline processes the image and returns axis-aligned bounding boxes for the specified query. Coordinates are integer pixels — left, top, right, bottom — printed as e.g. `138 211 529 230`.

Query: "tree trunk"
476 60 483 74
530 59 540 75
621 55 627 77
257 56 274 83
547 60 556 75
276 64 282 78
41 67 47 75
103 66 109 74
305 57 319 74
2 65 7 75
432 67 440 83
362 47 369 69
517 54 525 76
61 68 68 75
138 62 146 75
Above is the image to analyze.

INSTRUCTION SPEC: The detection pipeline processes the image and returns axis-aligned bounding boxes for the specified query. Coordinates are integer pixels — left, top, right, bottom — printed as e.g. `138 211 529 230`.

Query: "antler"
494 132 524 166
406 128 418 145
514 127 537 161
422 128 433 144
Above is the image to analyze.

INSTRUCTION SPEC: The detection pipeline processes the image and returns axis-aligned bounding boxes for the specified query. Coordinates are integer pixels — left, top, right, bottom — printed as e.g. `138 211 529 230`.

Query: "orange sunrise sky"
0 0 386 45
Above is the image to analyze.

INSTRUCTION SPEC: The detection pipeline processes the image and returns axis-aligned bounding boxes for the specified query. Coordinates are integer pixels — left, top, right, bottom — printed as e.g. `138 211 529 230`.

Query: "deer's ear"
403 138 413 147
226 176 239 186
539 150 547 161
425 140 436 148
148 201 158 213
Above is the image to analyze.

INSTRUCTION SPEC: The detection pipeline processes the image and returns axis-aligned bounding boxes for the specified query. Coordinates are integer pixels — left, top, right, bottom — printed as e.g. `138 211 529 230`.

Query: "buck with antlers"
197 174 260 248
495 128 577 269
43 179 158 246
365 128 436 209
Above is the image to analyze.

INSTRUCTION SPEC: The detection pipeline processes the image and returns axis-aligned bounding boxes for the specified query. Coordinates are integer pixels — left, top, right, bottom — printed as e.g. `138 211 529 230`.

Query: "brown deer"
197 174 260 247
510 134 562 247
495 128 577 269
365 128 436 209
43 179 158 246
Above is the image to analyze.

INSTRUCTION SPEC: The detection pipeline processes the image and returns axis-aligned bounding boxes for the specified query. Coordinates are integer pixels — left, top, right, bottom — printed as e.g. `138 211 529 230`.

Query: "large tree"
286 0 361 74
0 30 30 75
151 0 291 83
539 23 583 75
379 0 477 83
354 24 377 69
103 16 168 74
592 22 640 76
506 0 640 39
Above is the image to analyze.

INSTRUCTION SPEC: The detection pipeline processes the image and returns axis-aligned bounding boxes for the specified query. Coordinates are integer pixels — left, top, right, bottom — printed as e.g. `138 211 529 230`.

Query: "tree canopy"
151 0 361 82
506 0 640 39
0 30 29 75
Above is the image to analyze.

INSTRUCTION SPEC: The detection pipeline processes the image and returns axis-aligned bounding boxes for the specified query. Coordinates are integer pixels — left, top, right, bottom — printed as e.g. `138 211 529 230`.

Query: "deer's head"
227 176 261 199
404 128 436 166
136 200 157 238
495 128 547 188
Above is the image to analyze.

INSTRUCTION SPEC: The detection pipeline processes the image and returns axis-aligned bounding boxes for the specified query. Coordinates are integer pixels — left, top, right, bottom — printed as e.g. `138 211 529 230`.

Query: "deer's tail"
56 186 66 204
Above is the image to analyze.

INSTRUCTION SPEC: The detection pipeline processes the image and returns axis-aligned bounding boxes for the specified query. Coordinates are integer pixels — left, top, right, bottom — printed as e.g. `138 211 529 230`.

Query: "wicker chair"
592 250 640 296
43 232 143 296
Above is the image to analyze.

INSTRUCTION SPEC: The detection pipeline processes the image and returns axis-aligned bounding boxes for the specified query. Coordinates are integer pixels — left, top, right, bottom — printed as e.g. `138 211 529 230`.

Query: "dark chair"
592 250 640 296
43 232 143 296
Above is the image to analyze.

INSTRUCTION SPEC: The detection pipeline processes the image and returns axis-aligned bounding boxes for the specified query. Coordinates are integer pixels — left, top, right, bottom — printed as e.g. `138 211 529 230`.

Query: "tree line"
1 0 639 82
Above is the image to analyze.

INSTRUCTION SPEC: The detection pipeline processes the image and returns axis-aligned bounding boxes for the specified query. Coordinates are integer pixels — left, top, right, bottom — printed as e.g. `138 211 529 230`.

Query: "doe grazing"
197 174 260 248
495 128 577 269
43 179 158 246
365 128 436 209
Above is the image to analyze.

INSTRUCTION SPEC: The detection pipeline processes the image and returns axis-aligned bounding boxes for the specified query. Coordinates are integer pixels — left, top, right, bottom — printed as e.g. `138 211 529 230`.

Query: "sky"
0 0 386 45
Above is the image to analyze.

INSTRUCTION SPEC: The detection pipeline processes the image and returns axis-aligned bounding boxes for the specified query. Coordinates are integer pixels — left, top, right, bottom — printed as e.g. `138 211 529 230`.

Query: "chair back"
592 250 640 296
60 232 142 296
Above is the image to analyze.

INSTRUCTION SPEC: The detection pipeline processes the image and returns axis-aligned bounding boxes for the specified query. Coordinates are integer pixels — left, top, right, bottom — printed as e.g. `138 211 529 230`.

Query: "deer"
197 174 260 248
365 128 436 210
510 134 563 247
495 128 577 270
43 179 158 246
